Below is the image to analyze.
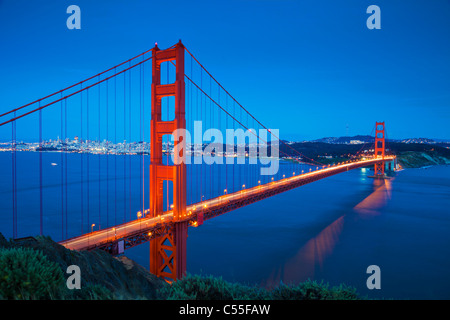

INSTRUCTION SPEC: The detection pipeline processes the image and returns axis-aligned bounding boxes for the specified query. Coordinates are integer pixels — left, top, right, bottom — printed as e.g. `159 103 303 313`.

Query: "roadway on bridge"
59 157 394 251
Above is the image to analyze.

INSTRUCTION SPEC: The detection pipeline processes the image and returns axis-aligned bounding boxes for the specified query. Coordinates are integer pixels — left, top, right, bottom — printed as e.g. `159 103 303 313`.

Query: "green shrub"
159 274 361 300
62 283 114 300
270 280 359 300
159 274 269 300
0 247 65 299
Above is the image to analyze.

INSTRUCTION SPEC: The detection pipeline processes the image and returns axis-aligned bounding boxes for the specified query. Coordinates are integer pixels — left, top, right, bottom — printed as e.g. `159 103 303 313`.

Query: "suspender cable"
184 47 324 167
61 93 64 240
166 62 169 211
87 88 90 231
65 99 68 239
114 68 117 226
80 84 84 234
98 75 101 230
140 62 143 216
183 73 318 167
39 106 43 236
142 57 145 216
0 47 158 120
106 77 109 228
123 70 127 223
128 62 132 221
11 114 17 239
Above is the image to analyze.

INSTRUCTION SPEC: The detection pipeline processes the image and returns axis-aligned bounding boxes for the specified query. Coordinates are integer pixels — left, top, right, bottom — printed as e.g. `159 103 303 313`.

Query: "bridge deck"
58 157 394 253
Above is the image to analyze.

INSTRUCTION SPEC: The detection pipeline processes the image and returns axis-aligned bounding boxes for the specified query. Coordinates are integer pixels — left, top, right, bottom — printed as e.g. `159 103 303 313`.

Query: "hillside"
0 233 361 300
280 141 450 168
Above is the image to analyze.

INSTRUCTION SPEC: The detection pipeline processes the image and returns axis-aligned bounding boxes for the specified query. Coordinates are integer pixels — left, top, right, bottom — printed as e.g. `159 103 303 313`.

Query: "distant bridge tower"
374 121 385 177
149 41 187 281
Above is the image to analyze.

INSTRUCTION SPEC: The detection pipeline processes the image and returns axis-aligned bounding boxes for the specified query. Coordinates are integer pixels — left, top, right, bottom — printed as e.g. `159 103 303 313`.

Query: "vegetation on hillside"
160 274 360 300
280 141 450 168
0 233 362 300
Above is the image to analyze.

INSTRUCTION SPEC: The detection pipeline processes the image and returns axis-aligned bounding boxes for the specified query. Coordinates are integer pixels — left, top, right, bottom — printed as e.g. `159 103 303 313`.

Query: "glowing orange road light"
137 211 142 219
293 172 295 176
91 224 95 233
224 189 227 194
282 174 285 178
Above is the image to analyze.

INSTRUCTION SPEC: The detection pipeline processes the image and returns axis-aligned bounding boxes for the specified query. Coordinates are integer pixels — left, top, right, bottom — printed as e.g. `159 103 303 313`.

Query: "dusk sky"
0 0 449 140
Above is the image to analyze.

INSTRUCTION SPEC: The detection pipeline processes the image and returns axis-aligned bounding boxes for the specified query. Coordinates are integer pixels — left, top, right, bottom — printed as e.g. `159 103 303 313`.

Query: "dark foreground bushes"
0 233 361 300
158 274 361 300
0 247 64 299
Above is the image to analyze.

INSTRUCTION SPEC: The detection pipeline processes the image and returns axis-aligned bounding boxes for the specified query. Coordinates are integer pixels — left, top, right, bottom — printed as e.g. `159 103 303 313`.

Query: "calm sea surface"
1 151 449 299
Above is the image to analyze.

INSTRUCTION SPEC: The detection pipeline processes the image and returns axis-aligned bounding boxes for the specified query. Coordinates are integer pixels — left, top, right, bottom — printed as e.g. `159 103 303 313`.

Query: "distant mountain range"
311 135 374 144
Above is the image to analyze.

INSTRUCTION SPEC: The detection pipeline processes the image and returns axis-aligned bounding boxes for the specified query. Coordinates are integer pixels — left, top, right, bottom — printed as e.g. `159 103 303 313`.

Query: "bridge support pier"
150 221 187 280
149 41 187 282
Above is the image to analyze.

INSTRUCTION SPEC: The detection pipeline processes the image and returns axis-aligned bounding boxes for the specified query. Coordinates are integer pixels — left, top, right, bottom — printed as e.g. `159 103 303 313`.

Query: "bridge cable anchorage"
183 47 324 167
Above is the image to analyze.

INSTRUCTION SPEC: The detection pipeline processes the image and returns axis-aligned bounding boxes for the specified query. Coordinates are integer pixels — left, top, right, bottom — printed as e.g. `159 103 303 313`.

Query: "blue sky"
0 0 449 140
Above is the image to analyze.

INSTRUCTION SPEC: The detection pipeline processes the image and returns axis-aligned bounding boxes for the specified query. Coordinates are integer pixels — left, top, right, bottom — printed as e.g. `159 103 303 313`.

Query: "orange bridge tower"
149 41 187 281
374 121 386 177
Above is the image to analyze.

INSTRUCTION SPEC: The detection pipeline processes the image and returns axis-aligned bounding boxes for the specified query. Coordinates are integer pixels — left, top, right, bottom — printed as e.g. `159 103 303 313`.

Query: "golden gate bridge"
0 41 396 282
